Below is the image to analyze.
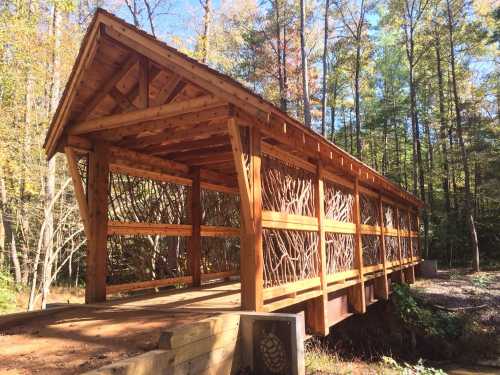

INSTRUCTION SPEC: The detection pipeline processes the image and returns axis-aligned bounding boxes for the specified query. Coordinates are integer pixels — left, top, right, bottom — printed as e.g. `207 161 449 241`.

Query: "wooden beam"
108 221 192 236
110 145 189 175
77 53 138 121
189 167 202 287
96 106 230 144
109 87 136 112
240 126 263 312
306 162 329 336
376 195 389 300
133 122 228 153
395 208 405 283
64 147 90 239
227 118 252 233
106 276 193 294
86 142 109 303
262 142 316 173
69 95 223 135
156 135 229 155
406 210 416 283
152 75 185 107
349 176 366 314
182 152 234 166
138 55 149 109
251 126 264 311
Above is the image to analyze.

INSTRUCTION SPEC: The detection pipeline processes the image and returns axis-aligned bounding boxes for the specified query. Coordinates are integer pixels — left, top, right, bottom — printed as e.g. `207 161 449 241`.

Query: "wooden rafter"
151 74 185 107
77 52 138 121
69 95 223 135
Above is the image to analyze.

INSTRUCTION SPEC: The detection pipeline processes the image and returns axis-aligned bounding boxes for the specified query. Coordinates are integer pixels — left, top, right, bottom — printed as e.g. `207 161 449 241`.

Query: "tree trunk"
330 77 338 142
354 42 361 158
199 0 211 63
435 33 451 258
321 0 330 135
300 0 311 127
446 0 479 271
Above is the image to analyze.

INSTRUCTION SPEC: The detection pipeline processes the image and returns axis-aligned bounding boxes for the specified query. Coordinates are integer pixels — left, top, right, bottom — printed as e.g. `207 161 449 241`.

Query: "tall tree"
334 0 369 159
299 0 311 127
445 0 480 271
320 0 330 135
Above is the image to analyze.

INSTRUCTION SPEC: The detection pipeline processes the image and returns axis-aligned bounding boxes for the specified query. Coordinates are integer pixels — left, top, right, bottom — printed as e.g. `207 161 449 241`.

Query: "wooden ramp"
0 283 241 375
0 282 304 375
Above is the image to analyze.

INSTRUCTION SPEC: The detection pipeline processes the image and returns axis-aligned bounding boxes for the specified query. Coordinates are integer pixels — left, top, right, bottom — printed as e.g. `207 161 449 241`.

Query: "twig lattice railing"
258 146 421 309
74 156 241 295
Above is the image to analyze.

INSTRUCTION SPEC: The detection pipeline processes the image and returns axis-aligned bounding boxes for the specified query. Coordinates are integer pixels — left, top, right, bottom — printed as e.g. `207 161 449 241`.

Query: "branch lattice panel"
263 229 319 287
412 237 420 257
201 189 240 227
262 155 315 216
77 154 88 195
239 126 251 183
201 237 240 274
385 235 399 262
325 233 355 274
108 172 190 224
383 204 397 229
324 182 354 222
401 237 410 259
362 235 381 266
360 194 379 226
399 213 409 231
410 213 418 232
107 235 189 285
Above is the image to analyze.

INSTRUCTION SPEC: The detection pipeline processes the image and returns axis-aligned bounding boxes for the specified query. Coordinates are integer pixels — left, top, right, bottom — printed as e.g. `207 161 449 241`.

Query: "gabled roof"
44 8 423 208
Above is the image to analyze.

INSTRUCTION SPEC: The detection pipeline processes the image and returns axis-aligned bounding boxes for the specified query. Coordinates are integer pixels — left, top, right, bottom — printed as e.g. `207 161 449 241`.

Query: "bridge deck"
0 282 241 375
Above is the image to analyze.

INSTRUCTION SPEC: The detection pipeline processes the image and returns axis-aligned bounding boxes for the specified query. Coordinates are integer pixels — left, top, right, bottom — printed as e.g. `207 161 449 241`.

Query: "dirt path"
413 270 500 334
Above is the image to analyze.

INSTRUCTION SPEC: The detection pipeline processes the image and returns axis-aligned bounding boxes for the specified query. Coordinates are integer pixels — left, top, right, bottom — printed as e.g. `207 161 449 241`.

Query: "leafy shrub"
391 284 463 339
382 356 447 375
0 271 18 313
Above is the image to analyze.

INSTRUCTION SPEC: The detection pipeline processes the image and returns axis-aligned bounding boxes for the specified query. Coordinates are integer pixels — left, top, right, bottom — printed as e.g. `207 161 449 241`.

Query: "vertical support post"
416 212 422 260
406 210 416 283
189 167 202 287
234 119 263 311
395 207 405 283
306 163 328 335
375 195 389 300
349 176 366 313
86 142 109 303
138 56 149 109
250 126 263 311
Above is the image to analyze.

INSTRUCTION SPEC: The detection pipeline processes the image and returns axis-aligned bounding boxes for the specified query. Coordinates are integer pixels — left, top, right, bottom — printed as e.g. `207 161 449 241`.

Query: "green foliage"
0 271 18 313
470 274 494 288
382 357 447 375
391 284 463 339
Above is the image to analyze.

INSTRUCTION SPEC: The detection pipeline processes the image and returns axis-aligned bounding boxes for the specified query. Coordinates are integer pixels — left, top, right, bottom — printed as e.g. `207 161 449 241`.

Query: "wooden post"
189 167 202 287
416 212 422 260
375 195 389 300
138 55 149 109
395 207 405 283
406 210 416 283
306 163 329 335
86 142 109 303
251 126 264 311
349 176 366 313
239 124 263 311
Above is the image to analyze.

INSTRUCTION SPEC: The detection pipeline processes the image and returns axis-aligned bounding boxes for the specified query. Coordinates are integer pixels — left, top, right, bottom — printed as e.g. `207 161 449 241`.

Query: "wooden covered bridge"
44 9 423 338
